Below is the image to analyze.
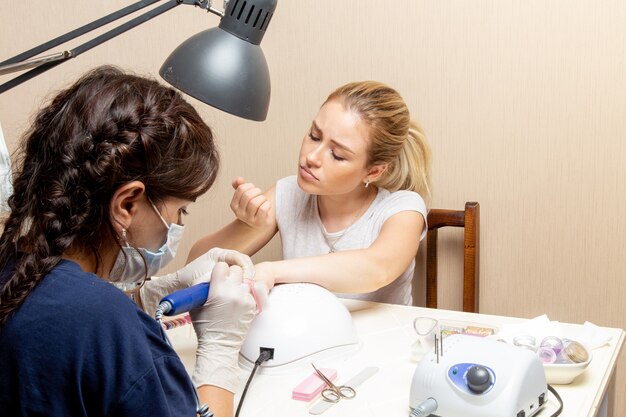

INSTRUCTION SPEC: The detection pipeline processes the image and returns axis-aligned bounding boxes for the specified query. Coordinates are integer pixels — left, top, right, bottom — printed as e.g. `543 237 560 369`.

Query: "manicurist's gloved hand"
191 262 256 393
139 247 254 315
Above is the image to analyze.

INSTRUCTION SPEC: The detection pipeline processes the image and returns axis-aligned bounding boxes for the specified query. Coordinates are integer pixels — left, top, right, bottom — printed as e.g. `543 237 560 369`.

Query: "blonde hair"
325 81 432 201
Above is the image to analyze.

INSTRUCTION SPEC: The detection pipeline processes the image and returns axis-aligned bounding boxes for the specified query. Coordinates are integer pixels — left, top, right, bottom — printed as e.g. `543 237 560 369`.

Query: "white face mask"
109 198 184 292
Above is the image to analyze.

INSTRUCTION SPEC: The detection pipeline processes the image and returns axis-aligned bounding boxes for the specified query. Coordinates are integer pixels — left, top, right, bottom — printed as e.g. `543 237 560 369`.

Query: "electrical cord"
547 384 563 417
235 349 274 417
409 398 438 416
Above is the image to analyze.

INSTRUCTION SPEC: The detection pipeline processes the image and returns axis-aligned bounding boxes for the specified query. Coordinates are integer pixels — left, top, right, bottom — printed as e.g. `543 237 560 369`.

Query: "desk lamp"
0 0 277 121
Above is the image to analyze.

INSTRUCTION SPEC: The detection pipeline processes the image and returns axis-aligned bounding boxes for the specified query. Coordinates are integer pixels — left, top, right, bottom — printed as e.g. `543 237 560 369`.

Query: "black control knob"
466 365 492 393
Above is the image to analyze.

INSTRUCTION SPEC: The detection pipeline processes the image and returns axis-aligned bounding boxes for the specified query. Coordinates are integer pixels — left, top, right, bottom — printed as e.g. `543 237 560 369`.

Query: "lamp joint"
185 0 225 17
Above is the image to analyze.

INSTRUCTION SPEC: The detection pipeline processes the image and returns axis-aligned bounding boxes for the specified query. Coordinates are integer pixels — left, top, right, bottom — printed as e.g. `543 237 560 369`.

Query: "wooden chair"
425 202 480 313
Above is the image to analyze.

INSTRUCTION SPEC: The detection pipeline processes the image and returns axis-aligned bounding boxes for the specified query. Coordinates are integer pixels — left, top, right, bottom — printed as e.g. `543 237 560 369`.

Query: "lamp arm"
1 0 163 68
0 0 222 94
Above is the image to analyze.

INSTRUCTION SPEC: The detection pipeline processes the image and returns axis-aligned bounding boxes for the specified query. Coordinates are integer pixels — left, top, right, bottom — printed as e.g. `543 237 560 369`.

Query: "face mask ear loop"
119 228 129 247
148 197 171 229
115 227 149 286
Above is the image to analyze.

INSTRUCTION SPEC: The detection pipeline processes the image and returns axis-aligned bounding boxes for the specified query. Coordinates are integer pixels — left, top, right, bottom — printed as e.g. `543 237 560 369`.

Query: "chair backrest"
425 202 480 313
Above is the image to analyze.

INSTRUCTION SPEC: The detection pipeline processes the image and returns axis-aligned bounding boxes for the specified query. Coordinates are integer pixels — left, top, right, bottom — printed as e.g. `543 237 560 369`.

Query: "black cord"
235 350 273 417
547 384 563 417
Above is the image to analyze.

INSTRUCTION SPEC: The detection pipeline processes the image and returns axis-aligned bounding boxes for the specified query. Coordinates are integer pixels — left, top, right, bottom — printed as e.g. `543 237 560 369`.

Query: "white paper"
498 314 613 351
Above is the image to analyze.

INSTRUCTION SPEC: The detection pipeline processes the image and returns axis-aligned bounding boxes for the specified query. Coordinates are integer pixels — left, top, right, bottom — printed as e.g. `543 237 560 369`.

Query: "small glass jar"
540 336 564 357
537 346 558 363
513 335 537 352
562 340 590 363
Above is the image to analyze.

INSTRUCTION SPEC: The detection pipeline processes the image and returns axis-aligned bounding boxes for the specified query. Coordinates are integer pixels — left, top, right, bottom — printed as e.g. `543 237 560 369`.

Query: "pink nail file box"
292 368 337 401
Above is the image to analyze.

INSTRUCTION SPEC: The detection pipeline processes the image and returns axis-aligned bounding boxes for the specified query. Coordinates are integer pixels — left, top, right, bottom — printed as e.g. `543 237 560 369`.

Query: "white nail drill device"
410 334 548 417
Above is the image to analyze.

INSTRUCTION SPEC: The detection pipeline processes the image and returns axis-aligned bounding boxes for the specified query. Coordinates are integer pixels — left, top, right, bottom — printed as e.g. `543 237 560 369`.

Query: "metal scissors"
311 363 356 403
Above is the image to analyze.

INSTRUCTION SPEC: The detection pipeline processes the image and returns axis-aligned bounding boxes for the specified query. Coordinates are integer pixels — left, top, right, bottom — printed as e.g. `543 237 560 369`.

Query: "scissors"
311 363 356 403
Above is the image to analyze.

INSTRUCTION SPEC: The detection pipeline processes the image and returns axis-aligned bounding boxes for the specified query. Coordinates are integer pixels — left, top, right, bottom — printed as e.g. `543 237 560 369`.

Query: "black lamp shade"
160 27 271 121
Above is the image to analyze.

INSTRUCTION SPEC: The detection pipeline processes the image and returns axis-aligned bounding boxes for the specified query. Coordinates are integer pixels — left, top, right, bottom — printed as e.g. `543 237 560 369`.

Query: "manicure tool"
308 366 379 415
292 368 338 401
311 363 356 403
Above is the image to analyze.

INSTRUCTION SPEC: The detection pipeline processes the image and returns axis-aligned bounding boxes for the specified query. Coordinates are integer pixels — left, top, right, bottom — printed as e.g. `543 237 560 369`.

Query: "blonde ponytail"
377 121 431 199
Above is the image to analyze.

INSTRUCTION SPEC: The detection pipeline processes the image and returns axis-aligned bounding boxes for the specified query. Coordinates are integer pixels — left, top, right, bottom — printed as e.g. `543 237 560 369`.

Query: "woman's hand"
251 261 277 292
230 177 272 230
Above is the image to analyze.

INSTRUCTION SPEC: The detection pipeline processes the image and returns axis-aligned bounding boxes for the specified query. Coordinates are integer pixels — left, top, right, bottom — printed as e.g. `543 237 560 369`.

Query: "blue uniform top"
0 259 197 416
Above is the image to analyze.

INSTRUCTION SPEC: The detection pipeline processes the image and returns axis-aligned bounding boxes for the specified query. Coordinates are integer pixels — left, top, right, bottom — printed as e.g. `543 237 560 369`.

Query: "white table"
167 300 624 417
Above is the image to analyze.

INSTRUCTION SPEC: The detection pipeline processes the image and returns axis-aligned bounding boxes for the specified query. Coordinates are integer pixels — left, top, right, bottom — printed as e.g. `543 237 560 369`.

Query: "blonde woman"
191 81 432 305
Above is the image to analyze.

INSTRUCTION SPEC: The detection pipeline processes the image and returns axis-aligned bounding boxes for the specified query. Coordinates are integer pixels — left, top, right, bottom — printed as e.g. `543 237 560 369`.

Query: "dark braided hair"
0 66 219 326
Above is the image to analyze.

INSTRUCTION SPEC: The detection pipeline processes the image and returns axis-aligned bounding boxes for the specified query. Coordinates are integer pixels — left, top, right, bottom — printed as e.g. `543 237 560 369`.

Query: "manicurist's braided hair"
0 66 219 326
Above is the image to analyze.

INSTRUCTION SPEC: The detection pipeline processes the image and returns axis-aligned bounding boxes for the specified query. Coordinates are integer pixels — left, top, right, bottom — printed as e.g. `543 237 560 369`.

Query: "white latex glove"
139 247 254 315
191 262 256 393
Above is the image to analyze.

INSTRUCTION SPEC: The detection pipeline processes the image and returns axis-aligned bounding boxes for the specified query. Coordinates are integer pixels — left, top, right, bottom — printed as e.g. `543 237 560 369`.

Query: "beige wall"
1 0 625 413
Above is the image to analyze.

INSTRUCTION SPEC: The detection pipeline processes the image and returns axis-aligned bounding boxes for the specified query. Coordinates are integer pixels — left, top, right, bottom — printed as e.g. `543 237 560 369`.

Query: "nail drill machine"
410 334 548 417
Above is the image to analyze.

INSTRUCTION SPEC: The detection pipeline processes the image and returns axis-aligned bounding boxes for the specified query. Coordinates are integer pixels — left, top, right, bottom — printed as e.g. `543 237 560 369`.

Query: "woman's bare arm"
253 211 424 292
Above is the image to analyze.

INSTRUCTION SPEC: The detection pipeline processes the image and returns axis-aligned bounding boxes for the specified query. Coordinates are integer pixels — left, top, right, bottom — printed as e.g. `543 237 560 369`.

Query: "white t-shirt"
275 176 427 305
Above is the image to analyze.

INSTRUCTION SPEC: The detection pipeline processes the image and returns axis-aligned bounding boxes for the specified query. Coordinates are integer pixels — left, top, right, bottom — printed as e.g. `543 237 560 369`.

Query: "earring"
364 180 370 188
120 228 127 242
